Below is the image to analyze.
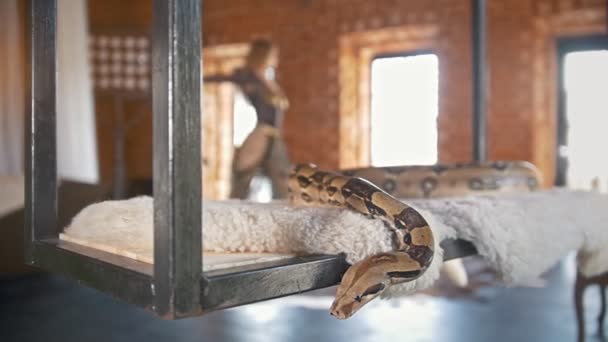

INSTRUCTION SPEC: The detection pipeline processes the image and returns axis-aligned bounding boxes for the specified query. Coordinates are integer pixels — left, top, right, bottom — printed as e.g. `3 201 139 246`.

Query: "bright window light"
233 90 257 147
370 54 439 166
232 90 272 201
564 50 608 192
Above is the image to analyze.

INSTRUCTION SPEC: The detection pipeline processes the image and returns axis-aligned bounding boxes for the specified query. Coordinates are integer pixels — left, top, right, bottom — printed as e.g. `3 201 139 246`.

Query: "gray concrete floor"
0 255 605 342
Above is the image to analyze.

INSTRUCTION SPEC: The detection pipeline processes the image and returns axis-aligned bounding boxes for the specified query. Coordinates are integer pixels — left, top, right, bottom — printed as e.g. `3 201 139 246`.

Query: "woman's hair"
245 38 275 69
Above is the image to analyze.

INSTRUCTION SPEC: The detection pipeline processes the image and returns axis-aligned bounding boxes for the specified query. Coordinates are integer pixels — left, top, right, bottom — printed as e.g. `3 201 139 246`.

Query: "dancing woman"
204 39 291 199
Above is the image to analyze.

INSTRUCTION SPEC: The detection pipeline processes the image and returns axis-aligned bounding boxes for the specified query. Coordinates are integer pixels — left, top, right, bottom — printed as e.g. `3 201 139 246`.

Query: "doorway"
556 35 608 192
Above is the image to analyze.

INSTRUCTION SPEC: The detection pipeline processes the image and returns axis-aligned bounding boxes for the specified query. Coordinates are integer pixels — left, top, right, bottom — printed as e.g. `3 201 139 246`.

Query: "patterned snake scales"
288 161 541 319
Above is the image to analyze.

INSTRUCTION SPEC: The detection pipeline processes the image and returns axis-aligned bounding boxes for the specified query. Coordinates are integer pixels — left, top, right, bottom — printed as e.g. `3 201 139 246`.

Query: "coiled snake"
288 161 541 319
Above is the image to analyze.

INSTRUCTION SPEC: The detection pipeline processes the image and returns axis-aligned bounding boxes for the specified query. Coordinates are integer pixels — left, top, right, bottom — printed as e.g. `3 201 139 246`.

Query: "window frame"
368 50 440 166
555 34 608 186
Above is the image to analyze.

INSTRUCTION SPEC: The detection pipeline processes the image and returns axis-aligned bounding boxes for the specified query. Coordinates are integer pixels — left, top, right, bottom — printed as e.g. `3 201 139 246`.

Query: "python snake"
288 161 541 319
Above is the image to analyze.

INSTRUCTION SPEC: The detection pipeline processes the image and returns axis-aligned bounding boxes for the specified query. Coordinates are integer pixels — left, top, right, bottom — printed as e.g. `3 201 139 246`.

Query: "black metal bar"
152 0 203 318
32 240 154 309
441 238 478 260
201 255 349 311
26 237 477 315
201 240 477 311
471 0 487 162
25 0 58 265
555 42 568 187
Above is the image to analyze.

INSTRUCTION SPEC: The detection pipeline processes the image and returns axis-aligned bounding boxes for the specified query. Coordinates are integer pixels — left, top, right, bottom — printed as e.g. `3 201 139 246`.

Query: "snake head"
329 256 393 319
330 252 426 319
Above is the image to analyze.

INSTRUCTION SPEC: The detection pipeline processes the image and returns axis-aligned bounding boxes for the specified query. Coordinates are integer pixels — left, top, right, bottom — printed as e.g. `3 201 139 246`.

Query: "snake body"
288 161 542 319
288 164 435 319
342 160 542 199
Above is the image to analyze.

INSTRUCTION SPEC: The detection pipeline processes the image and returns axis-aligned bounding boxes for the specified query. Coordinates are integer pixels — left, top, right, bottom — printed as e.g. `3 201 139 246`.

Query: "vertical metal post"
25 0 58 263
555 48 568 187
152 0 203 318
472 0 487 162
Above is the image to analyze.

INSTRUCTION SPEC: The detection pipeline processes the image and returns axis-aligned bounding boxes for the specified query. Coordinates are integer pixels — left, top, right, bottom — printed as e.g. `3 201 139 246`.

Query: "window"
370 54 439 166
232 90 258 147
563 49 608 192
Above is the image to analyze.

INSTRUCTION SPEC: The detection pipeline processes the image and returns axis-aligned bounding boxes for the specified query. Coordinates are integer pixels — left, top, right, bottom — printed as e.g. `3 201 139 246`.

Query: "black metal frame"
25 0 478 319
472 0 487 162
151 0 203 318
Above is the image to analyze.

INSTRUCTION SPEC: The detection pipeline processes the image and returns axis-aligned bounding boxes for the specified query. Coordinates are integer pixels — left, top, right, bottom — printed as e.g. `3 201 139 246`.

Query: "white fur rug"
62 189 608 297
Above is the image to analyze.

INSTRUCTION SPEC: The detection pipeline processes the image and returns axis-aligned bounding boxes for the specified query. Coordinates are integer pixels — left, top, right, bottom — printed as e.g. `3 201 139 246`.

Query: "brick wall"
90 0 607 188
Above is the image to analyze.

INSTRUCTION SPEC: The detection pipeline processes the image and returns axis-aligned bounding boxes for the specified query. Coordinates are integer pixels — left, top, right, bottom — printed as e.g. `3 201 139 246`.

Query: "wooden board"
59 233 296 271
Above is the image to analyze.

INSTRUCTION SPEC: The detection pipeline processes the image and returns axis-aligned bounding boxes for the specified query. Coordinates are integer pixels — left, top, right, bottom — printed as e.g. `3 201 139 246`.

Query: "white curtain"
0 0 98 183
57 0 98 183
0 0 24 176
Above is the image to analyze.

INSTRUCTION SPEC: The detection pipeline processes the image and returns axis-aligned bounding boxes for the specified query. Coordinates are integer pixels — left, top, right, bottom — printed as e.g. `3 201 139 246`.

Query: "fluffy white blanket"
62 189 608 296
